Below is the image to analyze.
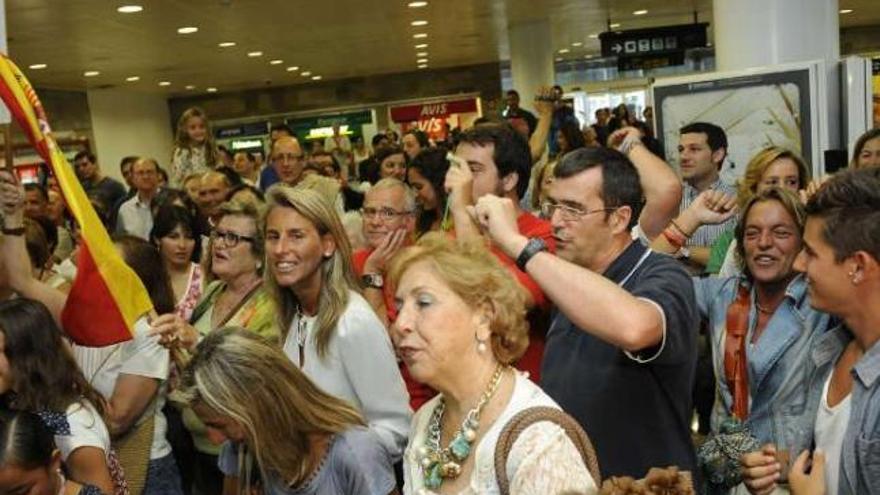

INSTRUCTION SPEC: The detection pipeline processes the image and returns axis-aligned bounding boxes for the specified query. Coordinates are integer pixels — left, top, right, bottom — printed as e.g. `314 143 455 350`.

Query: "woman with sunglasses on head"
263 185 411 465
181 328 398 495
150 199 278 495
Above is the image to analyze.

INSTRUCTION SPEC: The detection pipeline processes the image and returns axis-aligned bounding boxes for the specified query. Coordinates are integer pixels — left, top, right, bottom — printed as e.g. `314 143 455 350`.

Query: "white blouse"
282 290 412 462
404 372 598 495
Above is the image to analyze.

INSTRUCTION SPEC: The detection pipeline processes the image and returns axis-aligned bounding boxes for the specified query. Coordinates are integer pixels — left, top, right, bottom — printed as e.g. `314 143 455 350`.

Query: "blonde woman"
181 328 398 495
390 235 597 494
706 146 811 276
263 185 411 462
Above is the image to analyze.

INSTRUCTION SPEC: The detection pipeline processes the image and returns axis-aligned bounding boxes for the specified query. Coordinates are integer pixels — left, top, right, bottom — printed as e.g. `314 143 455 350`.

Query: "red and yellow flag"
0 55 153 346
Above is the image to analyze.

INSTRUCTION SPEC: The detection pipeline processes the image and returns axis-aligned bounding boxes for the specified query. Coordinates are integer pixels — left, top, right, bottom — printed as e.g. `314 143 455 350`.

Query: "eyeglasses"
273 153 305 163
360 207 412 221
211 229 256 247
540 200 616 222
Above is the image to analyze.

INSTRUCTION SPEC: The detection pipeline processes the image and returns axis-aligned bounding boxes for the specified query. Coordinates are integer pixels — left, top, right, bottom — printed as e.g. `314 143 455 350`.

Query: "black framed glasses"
211 229 256 247
360 207 412 221
540 200 616 222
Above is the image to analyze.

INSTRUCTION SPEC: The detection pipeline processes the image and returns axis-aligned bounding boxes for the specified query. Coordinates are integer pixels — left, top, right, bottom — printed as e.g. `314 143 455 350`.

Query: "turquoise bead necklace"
417 364 507 491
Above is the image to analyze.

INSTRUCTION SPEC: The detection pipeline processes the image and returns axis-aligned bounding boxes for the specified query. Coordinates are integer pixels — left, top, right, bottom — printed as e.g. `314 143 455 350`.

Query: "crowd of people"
1 86 879 495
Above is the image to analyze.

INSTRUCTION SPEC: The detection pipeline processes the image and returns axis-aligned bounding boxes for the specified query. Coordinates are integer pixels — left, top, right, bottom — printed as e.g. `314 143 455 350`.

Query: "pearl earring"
475 334 487 353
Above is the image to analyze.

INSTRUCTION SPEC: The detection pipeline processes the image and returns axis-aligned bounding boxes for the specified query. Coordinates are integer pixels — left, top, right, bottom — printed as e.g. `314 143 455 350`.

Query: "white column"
713 0 841 149
87 88 174 183
508 20 555 113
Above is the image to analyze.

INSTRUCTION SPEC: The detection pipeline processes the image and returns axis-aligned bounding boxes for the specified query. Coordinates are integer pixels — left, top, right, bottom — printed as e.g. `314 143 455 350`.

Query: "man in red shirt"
445 123 556 380
351 178 416 326
351 178 437 409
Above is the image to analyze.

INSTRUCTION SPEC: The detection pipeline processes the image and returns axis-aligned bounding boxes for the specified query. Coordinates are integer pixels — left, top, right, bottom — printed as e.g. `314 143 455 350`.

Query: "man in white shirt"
116 157 160 239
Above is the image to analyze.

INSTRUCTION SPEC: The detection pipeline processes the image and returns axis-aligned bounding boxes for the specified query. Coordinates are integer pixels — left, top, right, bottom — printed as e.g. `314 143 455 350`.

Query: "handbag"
493 406 600 495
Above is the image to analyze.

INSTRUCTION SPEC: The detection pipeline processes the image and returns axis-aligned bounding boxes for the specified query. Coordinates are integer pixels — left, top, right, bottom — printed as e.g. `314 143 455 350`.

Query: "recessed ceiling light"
418 64 428 69
125 76 140 82
589 33 599 39
558 48 570 54
609 23 621 28
158 81 171 86
185 85 196 90
413 33 428 39
417 58 428 64
269 59 283 65
311 75 322 80
555 57 563 62
206 87 218 93
218 41 236 48
83 71 100 77
415 43 428 49
177 26 198 34
411 20 428 26
416 52 428 57
247 51 263 57
572 42 583 47
633 10 648 15
117 5 143 13
286 66 300 72
408 1 428 7
839 8 853 13
584 54 595 59
28 63 47 70
301 71 312 77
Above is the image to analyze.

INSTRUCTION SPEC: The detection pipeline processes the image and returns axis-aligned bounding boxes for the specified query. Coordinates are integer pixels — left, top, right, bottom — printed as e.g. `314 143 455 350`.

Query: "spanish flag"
0 55 153 346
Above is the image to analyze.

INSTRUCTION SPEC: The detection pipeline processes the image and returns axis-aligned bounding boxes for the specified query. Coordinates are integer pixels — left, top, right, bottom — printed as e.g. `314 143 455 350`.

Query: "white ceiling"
6 0 878 96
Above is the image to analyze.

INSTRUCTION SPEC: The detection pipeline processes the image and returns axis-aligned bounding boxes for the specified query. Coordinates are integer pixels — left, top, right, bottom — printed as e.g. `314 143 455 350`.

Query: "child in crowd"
170 107 218 187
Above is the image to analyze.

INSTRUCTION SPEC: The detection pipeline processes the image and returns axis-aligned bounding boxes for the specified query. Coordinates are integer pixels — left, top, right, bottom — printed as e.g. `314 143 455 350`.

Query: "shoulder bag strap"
493 406 600 494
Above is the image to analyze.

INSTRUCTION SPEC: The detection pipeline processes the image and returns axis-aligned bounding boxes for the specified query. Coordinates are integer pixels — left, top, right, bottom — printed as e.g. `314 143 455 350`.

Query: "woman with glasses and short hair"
149 198 278 495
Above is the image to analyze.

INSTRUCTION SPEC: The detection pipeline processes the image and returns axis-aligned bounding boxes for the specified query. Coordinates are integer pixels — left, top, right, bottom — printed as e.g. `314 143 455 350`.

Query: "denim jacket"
817 323 880 495
693 274 832 456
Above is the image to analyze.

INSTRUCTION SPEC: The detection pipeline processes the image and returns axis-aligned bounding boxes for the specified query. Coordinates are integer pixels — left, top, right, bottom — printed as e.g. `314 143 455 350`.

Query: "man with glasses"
352 178 416 326
264 135 305 190
116 157 161 239
73 151 126 210
471 146 698 480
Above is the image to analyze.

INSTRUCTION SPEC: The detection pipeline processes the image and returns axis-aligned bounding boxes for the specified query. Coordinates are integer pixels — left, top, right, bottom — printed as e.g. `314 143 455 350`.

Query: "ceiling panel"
4 0 876 96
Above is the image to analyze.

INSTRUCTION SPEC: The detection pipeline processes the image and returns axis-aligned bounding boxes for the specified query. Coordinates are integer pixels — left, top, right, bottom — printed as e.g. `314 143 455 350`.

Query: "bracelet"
662 228 686 250
618 133 642 156
669 219 691 238
1 226 24 236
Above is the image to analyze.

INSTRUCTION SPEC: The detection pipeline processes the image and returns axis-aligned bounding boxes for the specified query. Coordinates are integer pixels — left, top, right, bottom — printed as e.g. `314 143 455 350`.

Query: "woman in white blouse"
389 235 598 494
263 185 412 462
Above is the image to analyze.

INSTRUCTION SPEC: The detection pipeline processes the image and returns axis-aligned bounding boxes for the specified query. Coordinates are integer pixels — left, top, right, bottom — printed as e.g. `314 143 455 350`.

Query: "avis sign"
389 98 478 123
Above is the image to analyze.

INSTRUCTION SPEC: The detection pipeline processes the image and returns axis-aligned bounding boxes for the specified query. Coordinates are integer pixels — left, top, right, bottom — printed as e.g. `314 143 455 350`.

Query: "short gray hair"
367 178 416 212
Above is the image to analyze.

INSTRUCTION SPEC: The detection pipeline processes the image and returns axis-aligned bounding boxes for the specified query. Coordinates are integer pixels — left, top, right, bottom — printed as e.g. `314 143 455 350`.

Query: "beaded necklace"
417 364 506 491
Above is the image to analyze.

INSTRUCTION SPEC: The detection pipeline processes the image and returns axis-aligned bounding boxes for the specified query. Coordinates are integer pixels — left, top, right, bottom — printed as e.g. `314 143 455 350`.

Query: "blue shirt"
218 427 395 495
693 274 832 457
541 242 699 478
834 324 880 494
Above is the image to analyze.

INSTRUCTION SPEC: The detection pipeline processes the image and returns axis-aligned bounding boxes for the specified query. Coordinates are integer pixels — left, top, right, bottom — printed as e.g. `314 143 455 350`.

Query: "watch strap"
515 238 548 271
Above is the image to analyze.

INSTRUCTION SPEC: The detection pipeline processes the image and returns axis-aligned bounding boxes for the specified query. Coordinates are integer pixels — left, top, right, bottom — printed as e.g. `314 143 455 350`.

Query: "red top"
352 247 436 410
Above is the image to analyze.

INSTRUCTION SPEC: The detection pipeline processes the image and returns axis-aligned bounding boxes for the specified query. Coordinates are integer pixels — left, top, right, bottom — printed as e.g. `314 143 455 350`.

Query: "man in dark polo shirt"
472 146 698 479
73 151 126 210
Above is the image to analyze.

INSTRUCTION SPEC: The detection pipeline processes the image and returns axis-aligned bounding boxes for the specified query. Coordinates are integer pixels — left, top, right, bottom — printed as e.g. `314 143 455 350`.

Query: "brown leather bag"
493 406 600 494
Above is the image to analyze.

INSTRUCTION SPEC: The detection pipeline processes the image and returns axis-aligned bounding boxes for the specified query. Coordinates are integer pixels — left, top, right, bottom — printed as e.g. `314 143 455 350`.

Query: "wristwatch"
515 237 548 271
361 273 384 289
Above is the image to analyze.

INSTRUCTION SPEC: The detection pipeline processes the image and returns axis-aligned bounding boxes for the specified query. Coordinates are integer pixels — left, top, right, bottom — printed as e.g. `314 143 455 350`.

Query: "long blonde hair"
175 107 217 167
181 327 364 489
264 186 360 357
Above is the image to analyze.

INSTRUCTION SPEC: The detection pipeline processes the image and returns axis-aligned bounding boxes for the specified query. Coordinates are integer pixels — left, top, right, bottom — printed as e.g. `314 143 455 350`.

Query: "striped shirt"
679 178 737 248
